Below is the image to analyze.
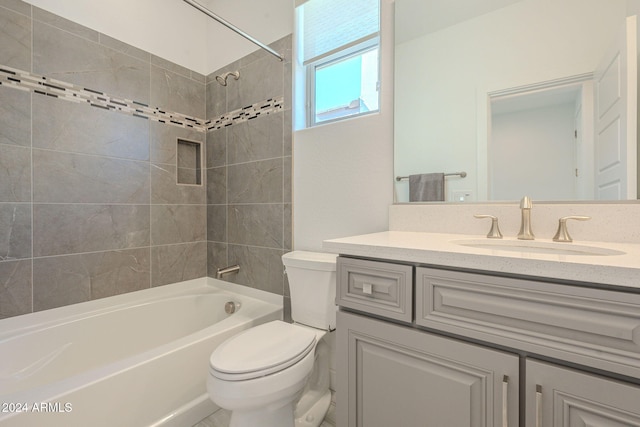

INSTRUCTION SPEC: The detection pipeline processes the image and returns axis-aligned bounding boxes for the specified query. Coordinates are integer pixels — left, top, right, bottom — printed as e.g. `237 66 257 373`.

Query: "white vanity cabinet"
336 256 640 427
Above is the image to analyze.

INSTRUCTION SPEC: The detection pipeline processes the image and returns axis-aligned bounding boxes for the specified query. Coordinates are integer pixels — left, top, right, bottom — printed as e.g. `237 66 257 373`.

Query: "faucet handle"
474 214 503 239
552 216 591 243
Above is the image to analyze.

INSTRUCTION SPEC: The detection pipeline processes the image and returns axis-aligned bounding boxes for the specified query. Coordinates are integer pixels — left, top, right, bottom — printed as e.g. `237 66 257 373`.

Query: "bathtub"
0 278 282 427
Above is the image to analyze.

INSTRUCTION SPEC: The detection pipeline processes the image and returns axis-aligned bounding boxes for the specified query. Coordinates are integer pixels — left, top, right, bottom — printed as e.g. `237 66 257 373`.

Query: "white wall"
292 0 395 251
22 0 293 75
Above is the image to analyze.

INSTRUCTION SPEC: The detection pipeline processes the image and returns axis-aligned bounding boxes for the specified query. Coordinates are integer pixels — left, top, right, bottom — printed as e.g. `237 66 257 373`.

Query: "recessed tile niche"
177 139 202 185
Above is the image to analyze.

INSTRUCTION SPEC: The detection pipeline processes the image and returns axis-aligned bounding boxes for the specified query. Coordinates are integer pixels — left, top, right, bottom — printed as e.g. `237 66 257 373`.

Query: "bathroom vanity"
325 231 640 427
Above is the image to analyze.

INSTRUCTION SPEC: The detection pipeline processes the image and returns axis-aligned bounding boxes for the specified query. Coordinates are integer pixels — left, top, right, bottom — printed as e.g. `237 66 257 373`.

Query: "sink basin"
453 239 626 257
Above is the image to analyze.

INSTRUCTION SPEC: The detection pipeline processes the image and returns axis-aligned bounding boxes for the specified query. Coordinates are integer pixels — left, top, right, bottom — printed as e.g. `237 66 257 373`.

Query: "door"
526 359 640 426
336 310 519 427
594 15 638 200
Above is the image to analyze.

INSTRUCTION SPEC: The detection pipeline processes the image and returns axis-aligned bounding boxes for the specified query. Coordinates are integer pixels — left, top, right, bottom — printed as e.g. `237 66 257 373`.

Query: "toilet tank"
282 251 338 330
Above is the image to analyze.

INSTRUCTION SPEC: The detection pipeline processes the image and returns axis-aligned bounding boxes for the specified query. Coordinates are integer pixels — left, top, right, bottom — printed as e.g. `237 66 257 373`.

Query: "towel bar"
395 172 467 181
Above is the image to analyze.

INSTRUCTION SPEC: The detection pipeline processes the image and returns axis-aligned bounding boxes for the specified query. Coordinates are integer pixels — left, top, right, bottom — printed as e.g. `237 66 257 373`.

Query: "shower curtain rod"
183 0 284 62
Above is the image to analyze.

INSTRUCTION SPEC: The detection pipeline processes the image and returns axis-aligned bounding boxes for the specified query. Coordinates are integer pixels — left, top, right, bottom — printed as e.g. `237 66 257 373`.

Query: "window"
296 0 380 127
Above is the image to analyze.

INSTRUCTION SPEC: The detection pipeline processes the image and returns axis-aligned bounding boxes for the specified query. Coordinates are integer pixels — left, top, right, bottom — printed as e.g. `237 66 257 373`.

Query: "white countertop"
323 231 640 289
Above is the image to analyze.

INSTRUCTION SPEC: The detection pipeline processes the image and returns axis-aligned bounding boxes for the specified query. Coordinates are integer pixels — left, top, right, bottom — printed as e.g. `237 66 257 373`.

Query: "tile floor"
193 397 336 427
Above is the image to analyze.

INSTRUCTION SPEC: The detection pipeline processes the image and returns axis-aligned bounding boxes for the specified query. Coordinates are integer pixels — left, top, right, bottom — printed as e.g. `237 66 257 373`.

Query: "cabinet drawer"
337 257 413 323
416 267 640 379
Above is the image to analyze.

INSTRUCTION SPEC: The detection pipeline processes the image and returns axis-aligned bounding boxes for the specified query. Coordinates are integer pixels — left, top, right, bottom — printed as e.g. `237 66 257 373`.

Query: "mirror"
394 0 640 203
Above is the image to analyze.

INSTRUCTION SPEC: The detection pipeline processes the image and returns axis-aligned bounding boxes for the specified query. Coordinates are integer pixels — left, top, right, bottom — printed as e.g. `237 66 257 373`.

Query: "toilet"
207 251 338 427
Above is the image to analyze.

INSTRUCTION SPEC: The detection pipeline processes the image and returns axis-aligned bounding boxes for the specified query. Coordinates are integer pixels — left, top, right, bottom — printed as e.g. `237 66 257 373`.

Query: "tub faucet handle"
474 214 503 239
552 216 591 243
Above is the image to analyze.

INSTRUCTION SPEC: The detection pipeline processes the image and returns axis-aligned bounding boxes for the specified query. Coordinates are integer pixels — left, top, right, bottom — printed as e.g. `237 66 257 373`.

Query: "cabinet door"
526 359 640 426
336 310 519 427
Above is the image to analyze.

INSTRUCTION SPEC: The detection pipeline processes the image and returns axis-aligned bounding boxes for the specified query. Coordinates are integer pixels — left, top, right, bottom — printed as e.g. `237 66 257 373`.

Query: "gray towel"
409 173 445 202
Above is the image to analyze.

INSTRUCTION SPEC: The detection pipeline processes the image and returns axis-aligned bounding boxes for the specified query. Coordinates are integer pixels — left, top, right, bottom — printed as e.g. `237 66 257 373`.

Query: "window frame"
305 36 381 127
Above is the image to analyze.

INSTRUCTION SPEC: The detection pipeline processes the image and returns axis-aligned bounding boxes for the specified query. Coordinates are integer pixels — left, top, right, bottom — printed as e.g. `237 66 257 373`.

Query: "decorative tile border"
0 64 283 133
205 97 284 131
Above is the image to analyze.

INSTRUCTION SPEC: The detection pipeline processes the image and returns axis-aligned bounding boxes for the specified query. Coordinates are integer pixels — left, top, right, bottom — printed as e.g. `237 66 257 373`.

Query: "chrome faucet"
517 196 535 240
216 264 240 279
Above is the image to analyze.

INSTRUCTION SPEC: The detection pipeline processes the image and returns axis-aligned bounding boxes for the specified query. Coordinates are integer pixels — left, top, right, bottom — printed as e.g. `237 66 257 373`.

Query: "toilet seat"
209 321 317 381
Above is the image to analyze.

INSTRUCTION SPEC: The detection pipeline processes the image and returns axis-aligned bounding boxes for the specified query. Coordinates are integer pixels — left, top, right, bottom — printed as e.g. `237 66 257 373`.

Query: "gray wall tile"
204 35 292 298
206 78 227 119
177 167 199 185
284 60 293 110
227 112 284 164
33 21 150 103
0 203 31 260
0 259 31 318
33 248 150 311
150 121 203 165
33 7 98 42
0 0 31 16
227 158 283 204
33 204 150 257
151 242 207 287
151 163 206 204
207 241 228 279
206 129 226 168
206 166 227 204
151 204 206 245
0 86 31 147
32 95 150 161
227 54 284 111
99 33 150 62
284 109 292 156
150 65 205 119
0 3 31 70
33 149 150 204
284 203 292 250
227 245 284 295
227 204 284 248
177 142 199 169
151 55 192 79
207 205 226 242
284 156 292 203
0 144 31 202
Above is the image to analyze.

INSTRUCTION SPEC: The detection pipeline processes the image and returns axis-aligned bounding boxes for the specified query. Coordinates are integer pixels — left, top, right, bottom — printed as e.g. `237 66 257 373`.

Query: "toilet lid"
209 321 317 381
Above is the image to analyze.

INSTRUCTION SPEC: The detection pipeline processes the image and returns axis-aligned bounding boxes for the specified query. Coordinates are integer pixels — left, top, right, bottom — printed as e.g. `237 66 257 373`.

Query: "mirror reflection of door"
488 16 637 201
489 83 586 201
594 15 637 200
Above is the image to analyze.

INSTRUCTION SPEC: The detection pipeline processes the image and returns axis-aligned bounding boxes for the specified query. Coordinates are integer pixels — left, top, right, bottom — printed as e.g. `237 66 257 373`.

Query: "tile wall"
205 36 293 306
0 0 293 319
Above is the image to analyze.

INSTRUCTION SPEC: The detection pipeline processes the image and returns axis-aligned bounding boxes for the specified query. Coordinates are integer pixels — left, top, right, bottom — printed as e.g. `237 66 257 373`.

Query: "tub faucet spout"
216 264 240 279
517 196 535 240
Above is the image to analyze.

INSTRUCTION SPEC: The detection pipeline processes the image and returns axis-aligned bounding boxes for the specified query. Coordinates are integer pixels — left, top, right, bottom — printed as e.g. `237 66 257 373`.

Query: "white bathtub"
0 278 282 427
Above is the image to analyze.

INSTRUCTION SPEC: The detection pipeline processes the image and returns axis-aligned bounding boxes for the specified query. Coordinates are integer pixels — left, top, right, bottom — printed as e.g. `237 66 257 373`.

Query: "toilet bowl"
207 251 337 427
